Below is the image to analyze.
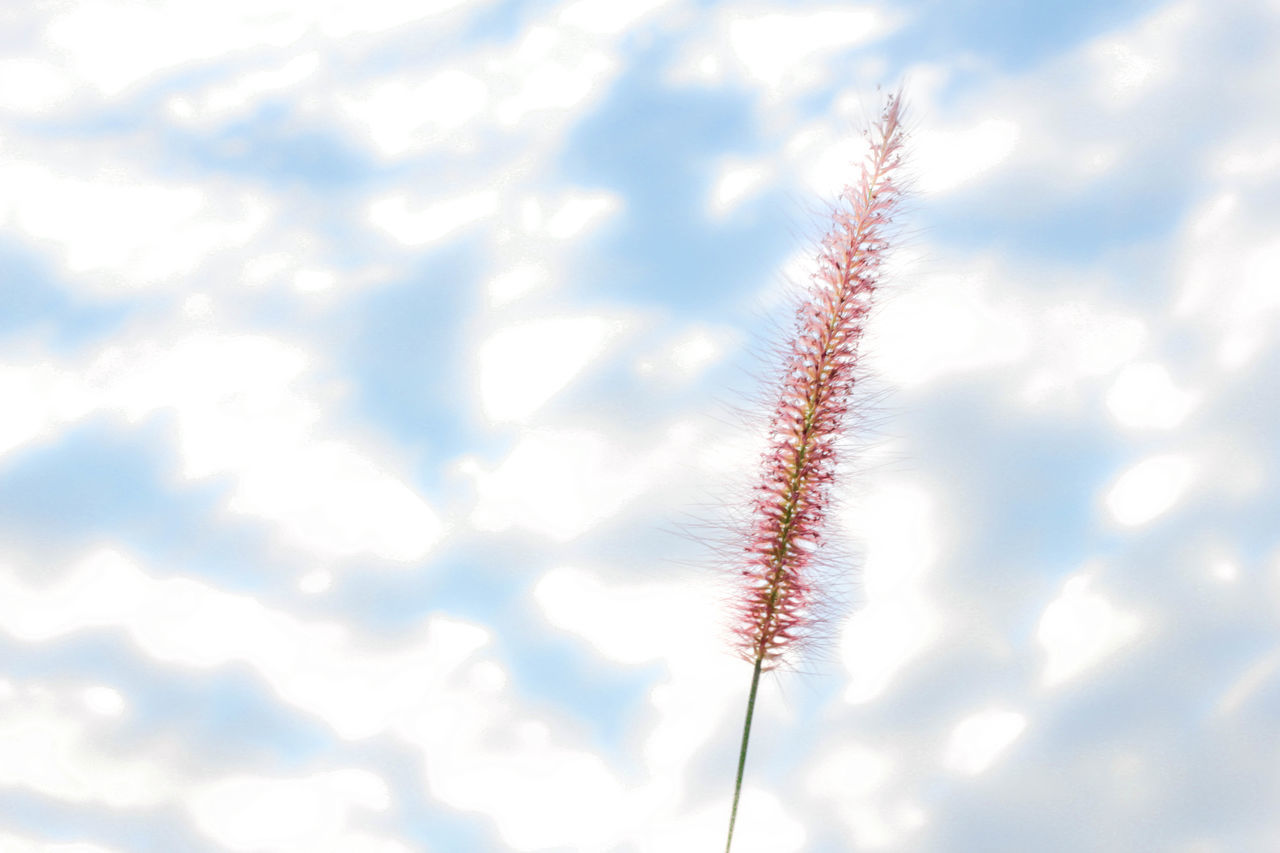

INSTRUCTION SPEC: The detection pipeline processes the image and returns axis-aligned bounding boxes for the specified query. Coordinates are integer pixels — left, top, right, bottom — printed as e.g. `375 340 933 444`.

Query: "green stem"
725 655 765 853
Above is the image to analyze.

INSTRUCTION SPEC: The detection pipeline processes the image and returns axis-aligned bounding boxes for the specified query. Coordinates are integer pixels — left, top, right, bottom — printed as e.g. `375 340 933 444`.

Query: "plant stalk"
724 655 765 853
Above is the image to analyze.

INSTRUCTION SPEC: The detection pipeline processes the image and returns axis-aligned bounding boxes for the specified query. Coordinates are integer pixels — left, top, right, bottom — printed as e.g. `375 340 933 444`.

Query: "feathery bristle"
733 93 906 668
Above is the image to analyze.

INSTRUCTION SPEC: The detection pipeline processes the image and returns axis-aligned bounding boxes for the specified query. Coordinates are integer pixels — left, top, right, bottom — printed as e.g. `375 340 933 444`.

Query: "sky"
1 0 1278 851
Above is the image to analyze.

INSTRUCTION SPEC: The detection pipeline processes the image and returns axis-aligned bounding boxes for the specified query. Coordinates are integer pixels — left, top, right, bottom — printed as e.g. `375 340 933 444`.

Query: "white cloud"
293 267 338 292
487 263 551 308
0 550 637 850
233 438 444 561
558 0 677 35
0 676 408 851
1208 555 1239 584
785 123 874 199
708 160 771 216
480 191 619 311
37 0 490 101
1104 453 1196 527
517 191 621 240
0 58 78 113
331 4 632 161
1021 299 1148 406
840 481 941 703
732 10 876 82
1089 41 1159 106
1214 139 1280 179
912 119 1020 194
414 737 624 851
868 260 1031 389
369 190 498 245
467 411 722 544
299 569 334 594
315 0 484 38
336 69 489 157
467 428 643 540
0 680 173 809
1037 571 1141 687
1085 1 1192 108
0 154 270 292
0 361 86 456
1216 649 1280 716
477 316 626 424
0 548 492 738
635 326 730 382
893 0 1223 209
43 2 304 97
543 192 620 239
696 8 895 97
81 686 127 718
943 708 1027 775
668 329 722 374
804 738 928 847
536 566 715 665
189 770 404 853
169 53 320 124
110 332 443 562
495 25 617 126
533 563 803 849
0 829 125 853
1176 191 1280 370
806 740 892 801
856 248 1148 407
1106 362 1198 429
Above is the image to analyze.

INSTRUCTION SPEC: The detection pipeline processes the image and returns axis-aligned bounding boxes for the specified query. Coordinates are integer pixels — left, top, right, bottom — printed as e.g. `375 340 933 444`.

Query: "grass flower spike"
724 92 907 852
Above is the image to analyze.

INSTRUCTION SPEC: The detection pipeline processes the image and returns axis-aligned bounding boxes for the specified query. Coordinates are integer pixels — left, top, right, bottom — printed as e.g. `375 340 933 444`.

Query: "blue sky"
1 0 1278 851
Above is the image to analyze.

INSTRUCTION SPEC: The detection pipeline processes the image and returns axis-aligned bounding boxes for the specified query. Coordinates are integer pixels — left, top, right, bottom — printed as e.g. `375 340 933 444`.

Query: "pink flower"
723 92 909 853
732 93 907 670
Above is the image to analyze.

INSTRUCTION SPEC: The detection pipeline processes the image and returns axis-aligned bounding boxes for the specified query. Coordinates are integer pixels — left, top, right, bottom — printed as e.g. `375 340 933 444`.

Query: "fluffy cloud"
0 331 443 564
0 677 404 851
0 549 640 850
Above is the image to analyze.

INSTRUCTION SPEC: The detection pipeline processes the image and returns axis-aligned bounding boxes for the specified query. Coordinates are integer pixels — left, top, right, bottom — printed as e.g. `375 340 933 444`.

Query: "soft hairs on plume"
722 91 908 853
732 92 907 669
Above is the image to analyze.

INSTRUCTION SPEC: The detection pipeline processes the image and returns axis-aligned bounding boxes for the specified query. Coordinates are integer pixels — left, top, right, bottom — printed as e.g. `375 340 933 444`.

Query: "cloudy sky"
2 0 1278 851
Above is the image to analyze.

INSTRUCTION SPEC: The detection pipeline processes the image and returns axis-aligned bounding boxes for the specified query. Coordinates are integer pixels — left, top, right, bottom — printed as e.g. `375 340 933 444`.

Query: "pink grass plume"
723 90 908 852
